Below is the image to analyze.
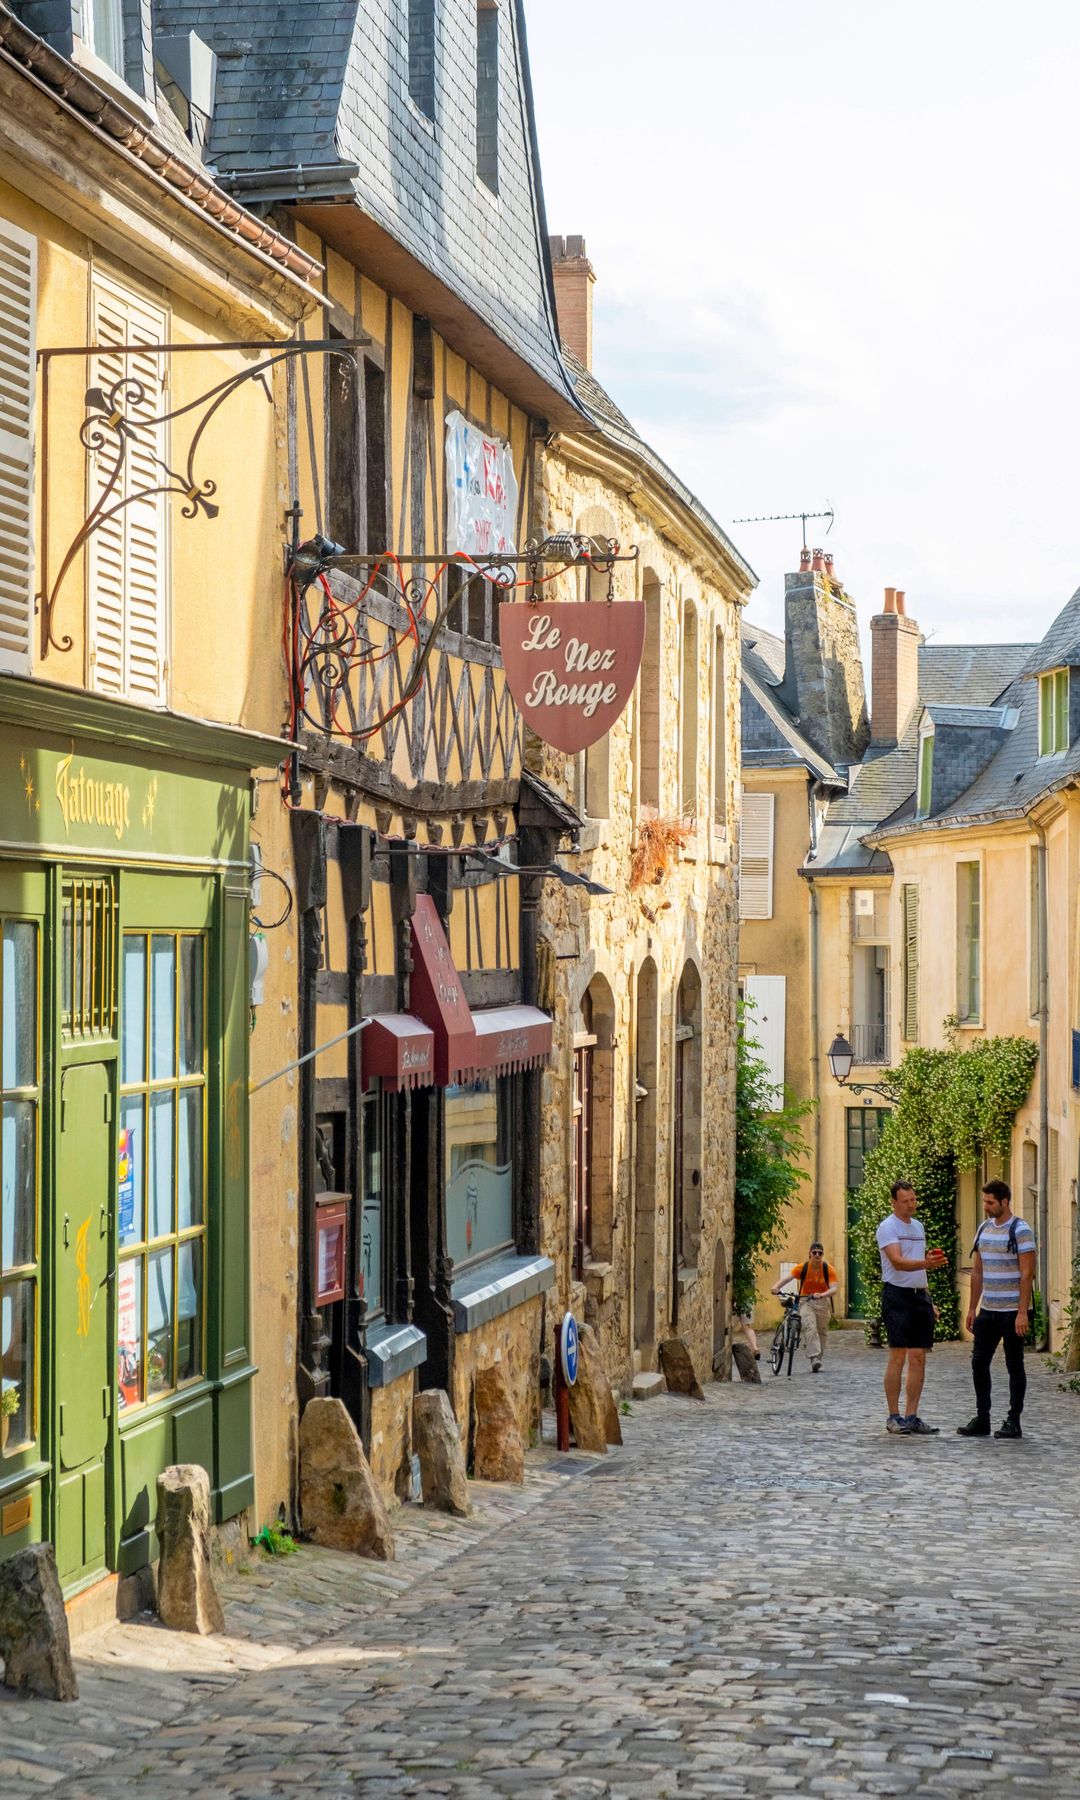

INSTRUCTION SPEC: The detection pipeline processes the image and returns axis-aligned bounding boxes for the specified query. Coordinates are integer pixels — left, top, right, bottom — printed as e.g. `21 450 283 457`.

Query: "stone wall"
369 1372 415 1505
451 1298 544 1455
533 442 745 1396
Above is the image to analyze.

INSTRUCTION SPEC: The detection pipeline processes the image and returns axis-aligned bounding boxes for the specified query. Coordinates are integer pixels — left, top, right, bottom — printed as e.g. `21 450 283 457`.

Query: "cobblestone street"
5 1334 1080 1798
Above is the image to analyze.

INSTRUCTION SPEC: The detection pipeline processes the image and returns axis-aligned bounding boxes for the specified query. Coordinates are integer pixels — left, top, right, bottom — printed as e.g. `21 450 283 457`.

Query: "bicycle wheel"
769 1323 785 1376
786 1314 800 1378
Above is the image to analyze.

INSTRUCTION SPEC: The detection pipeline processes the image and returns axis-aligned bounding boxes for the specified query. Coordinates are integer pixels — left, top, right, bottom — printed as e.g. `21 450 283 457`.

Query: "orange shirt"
791 1260 834 1297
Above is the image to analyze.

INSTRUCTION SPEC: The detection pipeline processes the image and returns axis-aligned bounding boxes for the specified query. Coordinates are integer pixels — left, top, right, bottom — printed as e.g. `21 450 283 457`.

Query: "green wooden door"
55 1061 112 1588
846 1106 891 1319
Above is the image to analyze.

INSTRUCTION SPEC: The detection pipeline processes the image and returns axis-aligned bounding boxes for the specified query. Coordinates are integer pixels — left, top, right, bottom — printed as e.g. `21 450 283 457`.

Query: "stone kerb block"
0 1543 78 1700
156 1463 225 1635
413 1389 471 1517
299 1397 395 1560
659 1336 706 1401
473 1363 525 1484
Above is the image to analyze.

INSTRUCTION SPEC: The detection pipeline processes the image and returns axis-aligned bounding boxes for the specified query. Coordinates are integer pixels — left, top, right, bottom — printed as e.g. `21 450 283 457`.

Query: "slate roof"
153 0 580 412
564 350 757 584
742 620 785 688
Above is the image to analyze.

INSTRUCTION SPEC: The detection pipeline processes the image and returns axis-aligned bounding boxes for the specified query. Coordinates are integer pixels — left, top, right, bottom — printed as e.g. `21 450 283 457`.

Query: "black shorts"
881 1283 935 1350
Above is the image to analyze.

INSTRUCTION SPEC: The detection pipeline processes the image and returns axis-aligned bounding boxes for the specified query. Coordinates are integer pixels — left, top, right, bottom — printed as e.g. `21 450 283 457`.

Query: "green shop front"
0 683 267 1600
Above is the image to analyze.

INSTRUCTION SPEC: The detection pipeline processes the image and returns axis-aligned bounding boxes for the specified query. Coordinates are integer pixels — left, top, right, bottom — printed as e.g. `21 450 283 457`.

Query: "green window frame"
117 930 207 1411
1039 669 1069 756
1 919 39 1459
846 1106 889 1191
956 861 981 1023
916 732 933 815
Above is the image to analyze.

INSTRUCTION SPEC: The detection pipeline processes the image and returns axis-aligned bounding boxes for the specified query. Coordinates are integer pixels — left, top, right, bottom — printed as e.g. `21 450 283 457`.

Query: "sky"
527 1 1080 651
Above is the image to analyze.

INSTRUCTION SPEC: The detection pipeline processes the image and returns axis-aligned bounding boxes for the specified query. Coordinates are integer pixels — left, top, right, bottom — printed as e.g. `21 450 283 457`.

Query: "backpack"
797 1260 833 1296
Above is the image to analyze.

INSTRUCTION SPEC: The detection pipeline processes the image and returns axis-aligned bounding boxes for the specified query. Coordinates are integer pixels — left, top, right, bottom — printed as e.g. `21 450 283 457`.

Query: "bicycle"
769 1292 801 1378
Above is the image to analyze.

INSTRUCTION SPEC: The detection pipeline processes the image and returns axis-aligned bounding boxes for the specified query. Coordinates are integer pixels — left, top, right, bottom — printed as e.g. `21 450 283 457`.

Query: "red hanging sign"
497 601 645 754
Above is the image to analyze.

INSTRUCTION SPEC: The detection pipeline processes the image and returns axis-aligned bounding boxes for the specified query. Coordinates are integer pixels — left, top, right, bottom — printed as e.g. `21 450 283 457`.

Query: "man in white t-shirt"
875 1180 948 1436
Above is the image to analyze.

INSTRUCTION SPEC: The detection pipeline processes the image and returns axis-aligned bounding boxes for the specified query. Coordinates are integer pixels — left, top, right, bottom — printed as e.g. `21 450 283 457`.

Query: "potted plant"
1 1385 20 1454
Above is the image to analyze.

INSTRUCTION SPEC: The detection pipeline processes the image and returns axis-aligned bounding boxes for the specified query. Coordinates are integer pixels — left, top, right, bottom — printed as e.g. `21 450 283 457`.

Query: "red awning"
409 895 481 1085
362 1013 436 1092
472 1005 553 1076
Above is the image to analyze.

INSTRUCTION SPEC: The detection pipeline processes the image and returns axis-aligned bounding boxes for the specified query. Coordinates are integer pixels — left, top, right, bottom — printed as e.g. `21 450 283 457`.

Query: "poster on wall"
445 410 519 559
117 1263 139 1410
497 600 646 754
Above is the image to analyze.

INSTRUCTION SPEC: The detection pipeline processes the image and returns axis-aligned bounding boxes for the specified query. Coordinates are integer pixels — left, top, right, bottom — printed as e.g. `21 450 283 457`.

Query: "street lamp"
826 1030 900 1105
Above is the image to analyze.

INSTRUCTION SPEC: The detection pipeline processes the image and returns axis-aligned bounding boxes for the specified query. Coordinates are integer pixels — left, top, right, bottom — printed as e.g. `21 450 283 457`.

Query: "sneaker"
956 1416 991 1437
994 1415 1023 1439
811 1359 822 1373
886 1413 911 1434
905 1416 940 1435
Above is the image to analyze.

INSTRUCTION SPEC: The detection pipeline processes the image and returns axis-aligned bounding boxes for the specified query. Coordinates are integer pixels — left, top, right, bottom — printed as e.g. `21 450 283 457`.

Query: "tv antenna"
732 506 835 549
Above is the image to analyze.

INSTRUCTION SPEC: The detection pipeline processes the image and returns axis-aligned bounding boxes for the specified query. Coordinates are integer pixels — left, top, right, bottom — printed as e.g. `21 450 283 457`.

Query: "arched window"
674 960 703 1276
681 600 699 820
639 571 662 813
633 957 659 1354
713 625 727 833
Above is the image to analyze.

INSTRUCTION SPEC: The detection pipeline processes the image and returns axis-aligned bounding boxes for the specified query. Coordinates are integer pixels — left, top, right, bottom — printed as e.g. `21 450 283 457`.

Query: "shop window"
445 1075 513 1269
60 877 117 1041
1 920 38 1456
117 931 206 1410
360 1084 386 1318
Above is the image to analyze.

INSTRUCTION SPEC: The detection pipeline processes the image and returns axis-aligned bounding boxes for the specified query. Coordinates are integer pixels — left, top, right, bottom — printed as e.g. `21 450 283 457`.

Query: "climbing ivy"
851 1030 1039 1340
733 1002 812 1317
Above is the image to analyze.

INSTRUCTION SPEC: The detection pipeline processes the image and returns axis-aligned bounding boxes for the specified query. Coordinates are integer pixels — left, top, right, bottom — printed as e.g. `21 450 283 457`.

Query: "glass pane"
148 1091 174 1239
61 896 72 1028
118 1095 144 1248
1 1279 34 1451
147 1248 173 1396
2 923 36 1089
117 1258 143 1410
150 936 176 1080
2 1100 36 1270
177 1238 202 1383
361 1196 382 1315
179 938 204 1077
121 937 146 1085
177 1088 203 1232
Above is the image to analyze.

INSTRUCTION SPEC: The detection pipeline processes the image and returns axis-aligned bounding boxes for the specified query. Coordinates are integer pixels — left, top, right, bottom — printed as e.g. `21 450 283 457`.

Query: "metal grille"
61 878 117 1039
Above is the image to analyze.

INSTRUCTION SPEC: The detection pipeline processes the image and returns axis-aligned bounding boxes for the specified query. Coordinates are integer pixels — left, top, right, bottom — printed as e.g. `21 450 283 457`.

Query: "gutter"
0 5 321 289
1031 816 1051 1343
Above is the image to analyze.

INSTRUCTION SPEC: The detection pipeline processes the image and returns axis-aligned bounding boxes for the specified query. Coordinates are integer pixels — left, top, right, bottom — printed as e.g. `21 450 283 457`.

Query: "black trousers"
971 1309 1027 1420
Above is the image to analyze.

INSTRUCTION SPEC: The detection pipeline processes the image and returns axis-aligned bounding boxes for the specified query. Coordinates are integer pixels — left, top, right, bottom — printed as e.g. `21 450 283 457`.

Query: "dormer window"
1038 669 1069 756
916 725 934 816
88 0 125 77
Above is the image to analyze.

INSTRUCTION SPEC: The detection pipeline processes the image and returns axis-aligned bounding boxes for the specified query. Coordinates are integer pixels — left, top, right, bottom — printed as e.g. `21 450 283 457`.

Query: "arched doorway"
573 976 615 1277
673 960 703 1324
633 957 659 1356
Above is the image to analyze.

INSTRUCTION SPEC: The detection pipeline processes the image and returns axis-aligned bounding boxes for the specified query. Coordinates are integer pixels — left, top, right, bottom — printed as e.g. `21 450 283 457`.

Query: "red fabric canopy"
409 895 481 1085
362 1013 436 1092
472 1005 553 1076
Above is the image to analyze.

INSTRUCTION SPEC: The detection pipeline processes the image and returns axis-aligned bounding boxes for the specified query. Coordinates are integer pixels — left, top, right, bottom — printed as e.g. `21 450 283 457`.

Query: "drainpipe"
808 875 822 1243
1033 817 1050 1343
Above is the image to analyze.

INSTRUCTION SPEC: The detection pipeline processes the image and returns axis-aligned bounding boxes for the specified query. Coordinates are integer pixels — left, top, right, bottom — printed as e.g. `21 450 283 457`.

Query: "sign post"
555 1310 578 1452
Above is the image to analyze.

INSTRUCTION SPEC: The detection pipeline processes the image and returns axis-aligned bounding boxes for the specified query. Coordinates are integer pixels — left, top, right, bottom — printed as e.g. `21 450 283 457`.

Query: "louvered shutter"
901 883 919 1042
739 789 774 920
88 274 168 705
0 217 36 674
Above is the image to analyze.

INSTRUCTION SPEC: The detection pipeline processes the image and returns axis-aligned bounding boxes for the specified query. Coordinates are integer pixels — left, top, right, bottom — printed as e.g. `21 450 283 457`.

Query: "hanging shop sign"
445 410 519 558
498 601 646 754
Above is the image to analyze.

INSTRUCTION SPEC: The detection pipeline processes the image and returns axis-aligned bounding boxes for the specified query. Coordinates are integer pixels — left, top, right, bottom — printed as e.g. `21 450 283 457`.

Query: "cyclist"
770 1243 837 1373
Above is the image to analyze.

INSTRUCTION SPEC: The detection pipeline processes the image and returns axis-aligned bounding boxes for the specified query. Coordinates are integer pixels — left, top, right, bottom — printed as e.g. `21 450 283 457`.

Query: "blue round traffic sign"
559 1312 579 1386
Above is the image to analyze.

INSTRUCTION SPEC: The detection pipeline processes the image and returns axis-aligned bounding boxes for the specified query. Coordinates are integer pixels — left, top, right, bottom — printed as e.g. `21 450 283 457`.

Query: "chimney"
548 234 595 369
778 552 869 768
870 585 922 746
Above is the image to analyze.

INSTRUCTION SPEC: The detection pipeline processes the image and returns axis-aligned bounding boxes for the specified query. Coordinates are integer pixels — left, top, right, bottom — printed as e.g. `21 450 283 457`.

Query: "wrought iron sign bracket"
36 336 371 661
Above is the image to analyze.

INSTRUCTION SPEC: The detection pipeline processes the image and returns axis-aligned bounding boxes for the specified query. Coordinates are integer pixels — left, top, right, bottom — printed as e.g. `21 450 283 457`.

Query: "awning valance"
409 895 481 1085
472 1005 553 1076
362 1013 436 1092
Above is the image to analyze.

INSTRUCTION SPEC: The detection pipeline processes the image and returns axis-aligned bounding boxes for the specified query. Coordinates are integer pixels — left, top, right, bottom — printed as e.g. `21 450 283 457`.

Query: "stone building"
532 238 754 1396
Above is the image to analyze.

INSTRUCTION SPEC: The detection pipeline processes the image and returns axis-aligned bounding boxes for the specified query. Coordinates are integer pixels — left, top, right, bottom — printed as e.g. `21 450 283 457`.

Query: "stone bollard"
156 1464 225 1635
299 1397 395 1559
659 1336 706 1401
0 1543 78 1701
473 1363 525 1484
413 1389 471 1516
567 1323 616 1453
732 1343 763 1384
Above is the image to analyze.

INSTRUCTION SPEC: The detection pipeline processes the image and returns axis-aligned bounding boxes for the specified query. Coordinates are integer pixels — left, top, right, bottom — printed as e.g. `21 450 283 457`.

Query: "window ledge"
677 1265 699 1296
366 1321 427 1389
452 1252 555 1333
583 1259 614 1302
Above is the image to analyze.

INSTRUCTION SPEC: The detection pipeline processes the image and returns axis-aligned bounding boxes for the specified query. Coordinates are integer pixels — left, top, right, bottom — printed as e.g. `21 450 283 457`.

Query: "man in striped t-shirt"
957 1179 1036 1441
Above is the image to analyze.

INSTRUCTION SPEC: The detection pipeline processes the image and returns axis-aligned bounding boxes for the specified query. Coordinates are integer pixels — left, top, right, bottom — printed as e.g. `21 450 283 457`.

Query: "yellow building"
0 3 321 1605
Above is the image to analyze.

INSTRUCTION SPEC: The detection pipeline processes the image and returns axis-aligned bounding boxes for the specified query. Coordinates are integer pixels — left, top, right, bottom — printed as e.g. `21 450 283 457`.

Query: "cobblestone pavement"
5 1334 1080 1798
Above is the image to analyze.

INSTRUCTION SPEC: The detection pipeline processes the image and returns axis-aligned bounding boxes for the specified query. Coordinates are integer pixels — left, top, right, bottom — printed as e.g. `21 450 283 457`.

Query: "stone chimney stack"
548 234 595 369
870 586 922 746
779 553 869 768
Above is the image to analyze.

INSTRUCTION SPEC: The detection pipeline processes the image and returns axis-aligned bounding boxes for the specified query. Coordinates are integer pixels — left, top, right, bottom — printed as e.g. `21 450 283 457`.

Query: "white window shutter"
0 217 36 675
739 789 775 920
744 973 786 1109
88 274 168 705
